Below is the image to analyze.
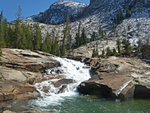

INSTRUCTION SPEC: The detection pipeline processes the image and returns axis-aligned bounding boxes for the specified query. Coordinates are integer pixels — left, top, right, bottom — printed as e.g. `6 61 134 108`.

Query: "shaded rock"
0 81 40 102
134 85 150 99
53 78 75 88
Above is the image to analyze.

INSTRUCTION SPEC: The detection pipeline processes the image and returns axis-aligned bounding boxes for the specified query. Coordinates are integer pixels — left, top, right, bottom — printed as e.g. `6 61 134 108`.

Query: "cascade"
31 56 91 107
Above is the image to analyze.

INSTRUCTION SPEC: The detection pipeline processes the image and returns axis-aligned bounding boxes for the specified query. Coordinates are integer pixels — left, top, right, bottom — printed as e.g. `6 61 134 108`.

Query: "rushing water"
31 57 91 108
9 57 150 113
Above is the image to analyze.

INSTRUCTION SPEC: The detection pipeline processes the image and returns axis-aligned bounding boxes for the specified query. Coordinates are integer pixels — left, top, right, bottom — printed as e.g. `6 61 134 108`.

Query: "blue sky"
0 0 89 22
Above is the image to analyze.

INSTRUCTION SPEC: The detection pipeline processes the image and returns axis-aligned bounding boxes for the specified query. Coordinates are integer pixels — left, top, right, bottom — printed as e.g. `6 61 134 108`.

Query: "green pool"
26 95 150 113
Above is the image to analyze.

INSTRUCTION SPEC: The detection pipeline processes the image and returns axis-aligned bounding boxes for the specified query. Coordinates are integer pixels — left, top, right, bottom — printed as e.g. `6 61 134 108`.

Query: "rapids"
31 56 91 107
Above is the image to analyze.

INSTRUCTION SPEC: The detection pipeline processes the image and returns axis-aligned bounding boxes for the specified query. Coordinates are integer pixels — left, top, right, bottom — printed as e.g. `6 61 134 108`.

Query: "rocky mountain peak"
23 1 87 24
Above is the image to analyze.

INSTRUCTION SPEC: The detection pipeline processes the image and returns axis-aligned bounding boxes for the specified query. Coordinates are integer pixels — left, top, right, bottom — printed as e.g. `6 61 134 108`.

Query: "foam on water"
30 56 91 107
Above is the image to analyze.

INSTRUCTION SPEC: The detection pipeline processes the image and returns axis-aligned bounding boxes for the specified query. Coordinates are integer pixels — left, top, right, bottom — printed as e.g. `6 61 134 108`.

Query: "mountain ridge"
22 0 150 42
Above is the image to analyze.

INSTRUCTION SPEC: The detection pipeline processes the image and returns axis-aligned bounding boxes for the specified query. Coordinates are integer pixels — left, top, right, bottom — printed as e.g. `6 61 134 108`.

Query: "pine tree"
63 15 70 45
51 30 56 54
25 25 33 50
41 40 48 53
106 47 113 56
116 39 121 54
137 39 142 53
0 11 6 47
7 26 15 47
3 18 8 44
117 13 120 24
68 34 72 49
113 48 118 56
125 6 131 18
46 32 52 53
91 31 97 41
60 42 66 56
122 38 131 55
14 6 22 48
92 47 98 57
75 33 80 47
99 26 104 39
102 49 105 57
75 22 81 48
80 28 88 45
19 24 27 49
34 23 42 50
92 48 96 57
120 9 124 23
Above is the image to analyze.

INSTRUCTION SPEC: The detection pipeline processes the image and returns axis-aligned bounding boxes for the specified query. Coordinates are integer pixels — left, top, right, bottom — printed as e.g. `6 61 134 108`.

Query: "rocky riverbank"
67 55 150 100
0 48 60 112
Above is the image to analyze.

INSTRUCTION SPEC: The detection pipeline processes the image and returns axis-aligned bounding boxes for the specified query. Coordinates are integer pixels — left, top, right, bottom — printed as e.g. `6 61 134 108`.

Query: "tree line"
0 8 71 56
92 37 150 58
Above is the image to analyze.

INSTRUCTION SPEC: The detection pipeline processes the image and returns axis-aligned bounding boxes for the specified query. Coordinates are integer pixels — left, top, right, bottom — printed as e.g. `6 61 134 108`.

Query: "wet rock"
53 79 75 88
42 86 50 93
58 85 67 94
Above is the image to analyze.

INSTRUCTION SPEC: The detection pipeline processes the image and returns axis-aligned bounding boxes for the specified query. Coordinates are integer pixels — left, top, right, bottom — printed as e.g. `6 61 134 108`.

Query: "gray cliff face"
23 1 87 24
23 0 150 42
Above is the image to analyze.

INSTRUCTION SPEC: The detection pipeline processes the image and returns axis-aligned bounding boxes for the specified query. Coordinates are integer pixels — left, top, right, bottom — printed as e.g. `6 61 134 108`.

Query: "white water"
31 57 91 107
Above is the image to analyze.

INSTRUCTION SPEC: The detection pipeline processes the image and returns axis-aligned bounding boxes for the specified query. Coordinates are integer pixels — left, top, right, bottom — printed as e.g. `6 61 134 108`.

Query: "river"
7 57 150 113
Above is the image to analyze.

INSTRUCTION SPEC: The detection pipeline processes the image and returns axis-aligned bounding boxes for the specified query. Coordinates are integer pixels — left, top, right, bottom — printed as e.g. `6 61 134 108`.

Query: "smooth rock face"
0 81 40 102
0 66 27 82
0 48 60 72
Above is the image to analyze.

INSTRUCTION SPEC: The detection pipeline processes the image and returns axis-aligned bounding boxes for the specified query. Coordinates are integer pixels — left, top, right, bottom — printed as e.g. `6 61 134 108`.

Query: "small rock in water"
58 85 67 94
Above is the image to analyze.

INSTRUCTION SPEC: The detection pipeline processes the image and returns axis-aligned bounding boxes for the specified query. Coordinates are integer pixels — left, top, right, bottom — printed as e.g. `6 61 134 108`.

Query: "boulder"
76 56 150 100
78 73 134 100
0 81 40 102
53 78 75 88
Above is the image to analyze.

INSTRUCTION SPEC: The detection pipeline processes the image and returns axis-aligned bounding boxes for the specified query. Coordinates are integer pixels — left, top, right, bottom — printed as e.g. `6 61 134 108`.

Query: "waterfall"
30 56 91 107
